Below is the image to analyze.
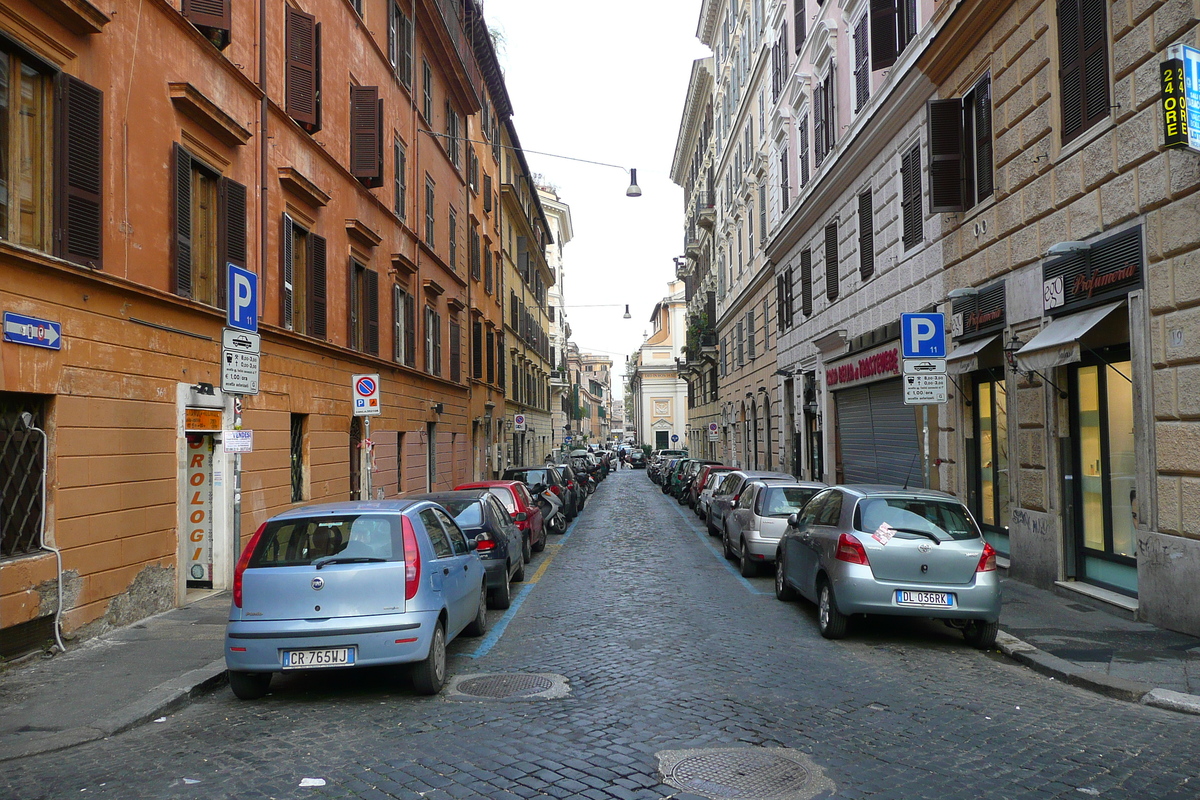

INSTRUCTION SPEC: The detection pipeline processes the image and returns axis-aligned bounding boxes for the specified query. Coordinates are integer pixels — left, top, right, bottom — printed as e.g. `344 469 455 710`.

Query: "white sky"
483 1 710 401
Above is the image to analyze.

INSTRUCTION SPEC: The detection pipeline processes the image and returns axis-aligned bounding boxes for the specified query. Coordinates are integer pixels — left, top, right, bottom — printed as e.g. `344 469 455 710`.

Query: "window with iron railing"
0 395 46 559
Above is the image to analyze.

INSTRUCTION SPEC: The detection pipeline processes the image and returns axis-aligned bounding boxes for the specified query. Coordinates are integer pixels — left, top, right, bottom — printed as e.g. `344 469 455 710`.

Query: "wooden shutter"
486 329 495 384
393 285 403 361
387 0 397 71
801 248 813 316
858 189 874 280
1057 0 1082 141
404 291 416 367
974 79 994 202
57 75 104 270
799 114 809 187
350 86 382 185
854 14 870 112
824 221 839 301
281 214 294 328
928 98 964 213
794 0 806 53
286 7 319 129
449 318 461 382
786 268 795 327
172 143 193 297
1080 0 1110 135
473 321 483 379
871 0 898 70
309 233 327 339
182 0 231 42
365 268 379 355
217 177 246 309
902 144 924 247
433 312 443 375
747 309 756 360
777 275 786 333
823 72 835 154
813 80 826 168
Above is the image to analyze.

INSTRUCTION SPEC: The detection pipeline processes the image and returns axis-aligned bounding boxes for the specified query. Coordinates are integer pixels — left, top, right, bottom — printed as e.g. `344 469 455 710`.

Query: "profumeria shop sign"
1043 226 1143 316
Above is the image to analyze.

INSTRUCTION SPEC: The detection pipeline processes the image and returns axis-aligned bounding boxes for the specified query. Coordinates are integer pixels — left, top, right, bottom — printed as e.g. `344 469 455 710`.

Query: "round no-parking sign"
352 373 381 416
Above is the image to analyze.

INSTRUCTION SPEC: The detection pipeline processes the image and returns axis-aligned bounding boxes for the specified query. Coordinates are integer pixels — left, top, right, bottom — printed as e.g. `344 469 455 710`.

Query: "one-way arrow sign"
3 312 62 350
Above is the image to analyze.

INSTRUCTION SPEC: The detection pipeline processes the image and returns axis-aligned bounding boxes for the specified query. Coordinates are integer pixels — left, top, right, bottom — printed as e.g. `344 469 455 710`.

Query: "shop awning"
946 335 1000 375
1014 301 1124 372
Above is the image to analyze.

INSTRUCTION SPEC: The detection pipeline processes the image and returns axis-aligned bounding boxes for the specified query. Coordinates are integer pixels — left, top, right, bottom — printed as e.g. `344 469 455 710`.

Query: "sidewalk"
2 577 1199 763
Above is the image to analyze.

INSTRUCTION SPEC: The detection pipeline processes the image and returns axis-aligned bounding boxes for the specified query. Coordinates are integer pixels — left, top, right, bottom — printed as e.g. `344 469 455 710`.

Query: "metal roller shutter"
835 379 923 487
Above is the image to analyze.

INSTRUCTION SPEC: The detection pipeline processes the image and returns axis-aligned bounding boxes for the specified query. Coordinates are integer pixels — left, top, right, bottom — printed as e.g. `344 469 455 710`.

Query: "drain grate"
657 747 833 800
446 672 569 700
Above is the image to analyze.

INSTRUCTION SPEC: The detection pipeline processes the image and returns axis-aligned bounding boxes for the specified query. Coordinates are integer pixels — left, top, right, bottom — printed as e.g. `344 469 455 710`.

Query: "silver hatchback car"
705 470 794 536
225 500 488 699
722 481 826 577
774 486 1001 648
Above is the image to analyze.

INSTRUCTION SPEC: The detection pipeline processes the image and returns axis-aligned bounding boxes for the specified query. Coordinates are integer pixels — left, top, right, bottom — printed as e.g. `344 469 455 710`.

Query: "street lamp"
562 303 633 319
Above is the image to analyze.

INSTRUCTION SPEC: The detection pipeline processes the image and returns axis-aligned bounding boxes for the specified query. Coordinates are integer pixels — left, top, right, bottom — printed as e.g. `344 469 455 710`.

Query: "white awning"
1014 301 1124 372
945 335 999 375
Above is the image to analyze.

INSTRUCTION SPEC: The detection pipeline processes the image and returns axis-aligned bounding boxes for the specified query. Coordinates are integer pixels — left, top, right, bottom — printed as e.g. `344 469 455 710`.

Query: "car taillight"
475 535 496 552
233 521 267 609
835 533 871 566
732 494 740 504
402 514 421 601
567 480 575 490
977 542 997 572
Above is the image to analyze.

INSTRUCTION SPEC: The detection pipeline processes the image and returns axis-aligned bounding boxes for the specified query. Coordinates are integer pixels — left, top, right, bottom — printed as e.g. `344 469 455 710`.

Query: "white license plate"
282 647 355 669
896 590 955 608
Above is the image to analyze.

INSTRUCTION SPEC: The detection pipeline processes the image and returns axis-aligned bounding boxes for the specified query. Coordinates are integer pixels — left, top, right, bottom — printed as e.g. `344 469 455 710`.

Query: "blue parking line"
463 510 582 659
667 494 772 596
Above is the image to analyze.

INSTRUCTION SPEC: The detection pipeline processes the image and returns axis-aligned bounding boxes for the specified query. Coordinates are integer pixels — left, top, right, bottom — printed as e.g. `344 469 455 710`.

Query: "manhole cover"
446 673 569 700
657 747 833 800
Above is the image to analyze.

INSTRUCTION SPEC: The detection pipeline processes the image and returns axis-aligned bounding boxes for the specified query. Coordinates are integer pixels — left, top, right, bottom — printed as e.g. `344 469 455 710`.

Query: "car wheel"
411 622 447 694
512 556 526 583
522 534 532 564
963 619 999 650
550 514 566 534
531 529 547 553
722 527 735 560
818 581 848 640
739 541 758 578
228 670 271 700
489 574 512 610
587 481 596 495
774 555 796 601
464 588 489 637
706 509 718 536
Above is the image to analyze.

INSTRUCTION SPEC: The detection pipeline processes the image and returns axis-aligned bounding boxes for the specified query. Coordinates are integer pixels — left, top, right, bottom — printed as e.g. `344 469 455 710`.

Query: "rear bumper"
829 565 1002 622
224 610 441 673
743 533 782 560
481 558 509 589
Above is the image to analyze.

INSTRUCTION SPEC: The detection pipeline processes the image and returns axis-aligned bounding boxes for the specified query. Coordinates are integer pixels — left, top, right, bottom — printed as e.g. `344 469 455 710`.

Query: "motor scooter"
534 483 567 534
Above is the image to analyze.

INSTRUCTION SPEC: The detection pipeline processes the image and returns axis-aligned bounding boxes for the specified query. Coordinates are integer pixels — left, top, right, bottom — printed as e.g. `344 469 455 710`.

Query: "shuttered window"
285 6 320 132
813 80 826 169
173 143 245 309
747 309 757 360
182 0 231 50
472 320 483 379
422 60 433 121
425 306 442 376
484 248 493 293
392 286 415 367
928 99 964 213
280 214 325 338
780 146 790 212
794 0 806 53
394 136 407 219
424 176 435 246
759 184 768 240
777 275 787 333
387 1 413 87
449 316 461 383
486 329 496 384
824 221 839 301
870 0 917 71
901 143 923 249
801 247 813 316
56 73 104 269
858 189 874 280
1058 0 1109 145
737 321 745 366
785 268 795 328
798 113 810 188
349 259 379 355
448 208 458 270
854 14 870 112
350 85 382 187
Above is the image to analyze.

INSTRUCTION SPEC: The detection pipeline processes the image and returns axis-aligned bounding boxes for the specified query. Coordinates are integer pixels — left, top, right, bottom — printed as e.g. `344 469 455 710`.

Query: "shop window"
349 259 379 355
173 144 246 307
971 377 1010 556
0 395 47 558
290 413 306 502
281 214 327 338
285 6 321 133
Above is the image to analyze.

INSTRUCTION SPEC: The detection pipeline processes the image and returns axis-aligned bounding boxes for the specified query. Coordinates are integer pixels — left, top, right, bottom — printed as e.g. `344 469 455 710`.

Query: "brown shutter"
486 329 496 384
387 0 396 71
57 75 104 270
366 268 379 356
286 7 318 129
350 85 381 184
1058 0 1083 141
871 0 898 71
182 0 231 41
309 233 327 339
473 320 483 379
928 98 964 213
404 292 416 367
824 221 839 301
172 143 193 297
449 318 461 382
217 177 246 309
281 215 293 328
348 258 360 347
786 268 794 327
1080 0 1109 132
800 247 813 316
974 79 994 201
903 144 924 247
858 189 874 280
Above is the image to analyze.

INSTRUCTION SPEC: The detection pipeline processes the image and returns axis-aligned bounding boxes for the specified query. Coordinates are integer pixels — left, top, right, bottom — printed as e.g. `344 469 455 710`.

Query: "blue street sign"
901 312 947 359
227 264 258 332
671 434 679 442
3 312 62 350
565 436 573 443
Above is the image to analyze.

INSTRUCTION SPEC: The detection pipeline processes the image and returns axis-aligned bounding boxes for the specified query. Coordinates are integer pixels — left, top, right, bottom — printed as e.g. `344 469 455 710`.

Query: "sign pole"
232 396 243 582
922 404 931 489
363 415 372 501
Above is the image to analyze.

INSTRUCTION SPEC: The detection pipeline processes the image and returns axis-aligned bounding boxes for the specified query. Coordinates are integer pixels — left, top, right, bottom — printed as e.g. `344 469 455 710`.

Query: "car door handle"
442 567 450 575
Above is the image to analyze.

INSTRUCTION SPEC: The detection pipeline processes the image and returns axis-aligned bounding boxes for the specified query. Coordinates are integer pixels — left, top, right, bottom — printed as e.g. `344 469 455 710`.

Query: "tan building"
580 353 615 441
628 283 690 451
0 0 535 654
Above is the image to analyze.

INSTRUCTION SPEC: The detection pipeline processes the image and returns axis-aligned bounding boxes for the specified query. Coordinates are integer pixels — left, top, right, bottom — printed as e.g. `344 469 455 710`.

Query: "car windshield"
508 469 550 486
855 497 980 541
439 498 484 527
762 487 821 516
251 514 401 566
487 487 516 512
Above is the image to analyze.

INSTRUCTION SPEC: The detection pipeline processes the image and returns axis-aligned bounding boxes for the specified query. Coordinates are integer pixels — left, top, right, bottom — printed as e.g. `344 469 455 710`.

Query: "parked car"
691 465 733 511
706 470 794 536
455 480 546 558
663 458 692 495
722 480 826 577
224 500 487 699
677 460 721 503
502 465 569 533
695 466 735 519
408 490 524 610
627 450 646 469
555 461 587 515
774 486 1001 648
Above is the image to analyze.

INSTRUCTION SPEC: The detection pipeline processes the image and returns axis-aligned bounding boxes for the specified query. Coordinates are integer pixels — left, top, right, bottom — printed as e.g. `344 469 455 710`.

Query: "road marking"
463 510 582 659
666 490 773 596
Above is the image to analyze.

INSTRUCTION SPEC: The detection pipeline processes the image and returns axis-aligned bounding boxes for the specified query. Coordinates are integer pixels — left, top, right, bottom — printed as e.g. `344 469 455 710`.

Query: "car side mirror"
515 512 528 522
788 512 800 528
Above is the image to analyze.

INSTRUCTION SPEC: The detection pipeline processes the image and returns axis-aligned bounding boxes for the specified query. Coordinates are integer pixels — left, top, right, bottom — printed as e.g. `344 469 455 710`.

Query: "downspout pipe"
259 0 268 315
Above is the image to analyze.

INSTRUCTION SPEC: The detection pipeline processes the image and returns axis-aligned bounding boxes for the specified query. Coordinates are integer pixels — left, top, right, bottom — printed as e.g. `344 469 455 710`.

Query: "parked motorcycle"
534 483 567 534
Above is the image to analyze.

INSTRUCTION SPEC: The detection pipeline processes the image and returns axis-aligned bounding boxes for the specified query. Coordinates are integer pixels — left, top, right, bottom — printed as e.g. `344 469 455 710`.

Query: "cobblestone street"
5 472 1199 800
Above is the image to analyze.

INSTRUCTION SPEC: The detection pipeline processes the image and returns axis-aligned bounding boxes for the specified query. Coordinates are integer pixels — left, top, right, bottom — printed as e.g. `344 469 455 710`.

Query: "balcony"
695 190 716 229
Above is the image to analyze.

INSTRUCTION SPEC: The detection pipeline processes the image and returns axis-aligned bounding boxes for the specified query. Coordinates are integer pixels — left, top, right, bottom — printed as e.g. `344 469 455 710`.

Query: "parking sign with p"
901 312 946 359
227 264 258 333
352 374 381 416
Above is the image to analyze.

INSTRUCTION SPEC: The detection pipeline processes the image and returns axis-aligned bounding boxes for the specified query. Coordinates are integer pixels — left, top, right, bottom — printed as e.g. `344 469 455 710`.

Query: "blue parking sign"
227 264 258 332
901 313 946 359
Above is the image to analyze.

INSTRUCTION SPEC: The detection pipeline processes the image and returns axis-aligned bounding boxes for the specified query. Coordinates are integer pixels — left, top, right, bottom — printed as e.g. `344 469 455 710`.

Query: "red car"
691 465 734 513
455 480 546 562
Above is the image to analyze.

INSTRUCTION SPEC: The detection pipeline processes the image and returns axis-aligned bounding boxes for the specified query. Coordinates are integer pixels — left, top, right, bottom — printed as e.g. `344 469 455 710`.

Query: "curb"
0 659 228 763
995 631 1200 715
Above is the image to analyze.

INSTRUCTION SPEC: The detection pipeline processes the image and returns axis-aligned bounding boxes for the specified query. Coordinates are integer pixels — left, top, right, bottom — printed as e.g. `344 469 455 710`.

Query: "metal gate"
835 380 922 487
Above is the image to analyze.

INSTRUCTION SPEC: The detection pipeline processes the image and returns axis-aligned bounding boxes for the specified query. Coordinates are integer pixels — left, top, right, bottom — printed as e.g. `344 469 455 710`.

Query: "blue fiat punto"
224 500 487 699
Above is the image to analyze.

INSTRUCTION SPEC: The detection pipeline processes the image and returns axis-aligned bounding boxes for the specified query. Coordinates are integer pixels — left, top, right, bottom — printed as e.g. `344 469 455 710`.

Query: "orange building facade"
0 0 539 653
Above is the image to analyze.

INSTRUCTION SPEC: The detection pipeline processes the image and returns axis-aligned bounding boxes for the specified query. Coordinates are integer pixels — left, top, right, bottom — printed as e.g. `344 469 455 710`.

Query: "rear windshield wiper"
887 527 943 545
313 556 388 569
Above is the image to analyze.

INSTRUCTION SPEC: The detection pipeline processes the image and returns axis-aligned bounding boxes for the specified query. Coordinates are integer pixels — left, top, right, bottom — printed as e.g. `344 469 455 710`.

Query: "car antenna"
902 453 920 490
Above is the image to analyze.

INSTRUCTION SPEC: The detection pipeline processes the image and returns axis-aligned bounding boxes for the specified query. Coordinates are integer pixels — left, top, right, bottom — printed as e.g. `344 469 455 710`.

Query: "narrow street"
4 472 1198 800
